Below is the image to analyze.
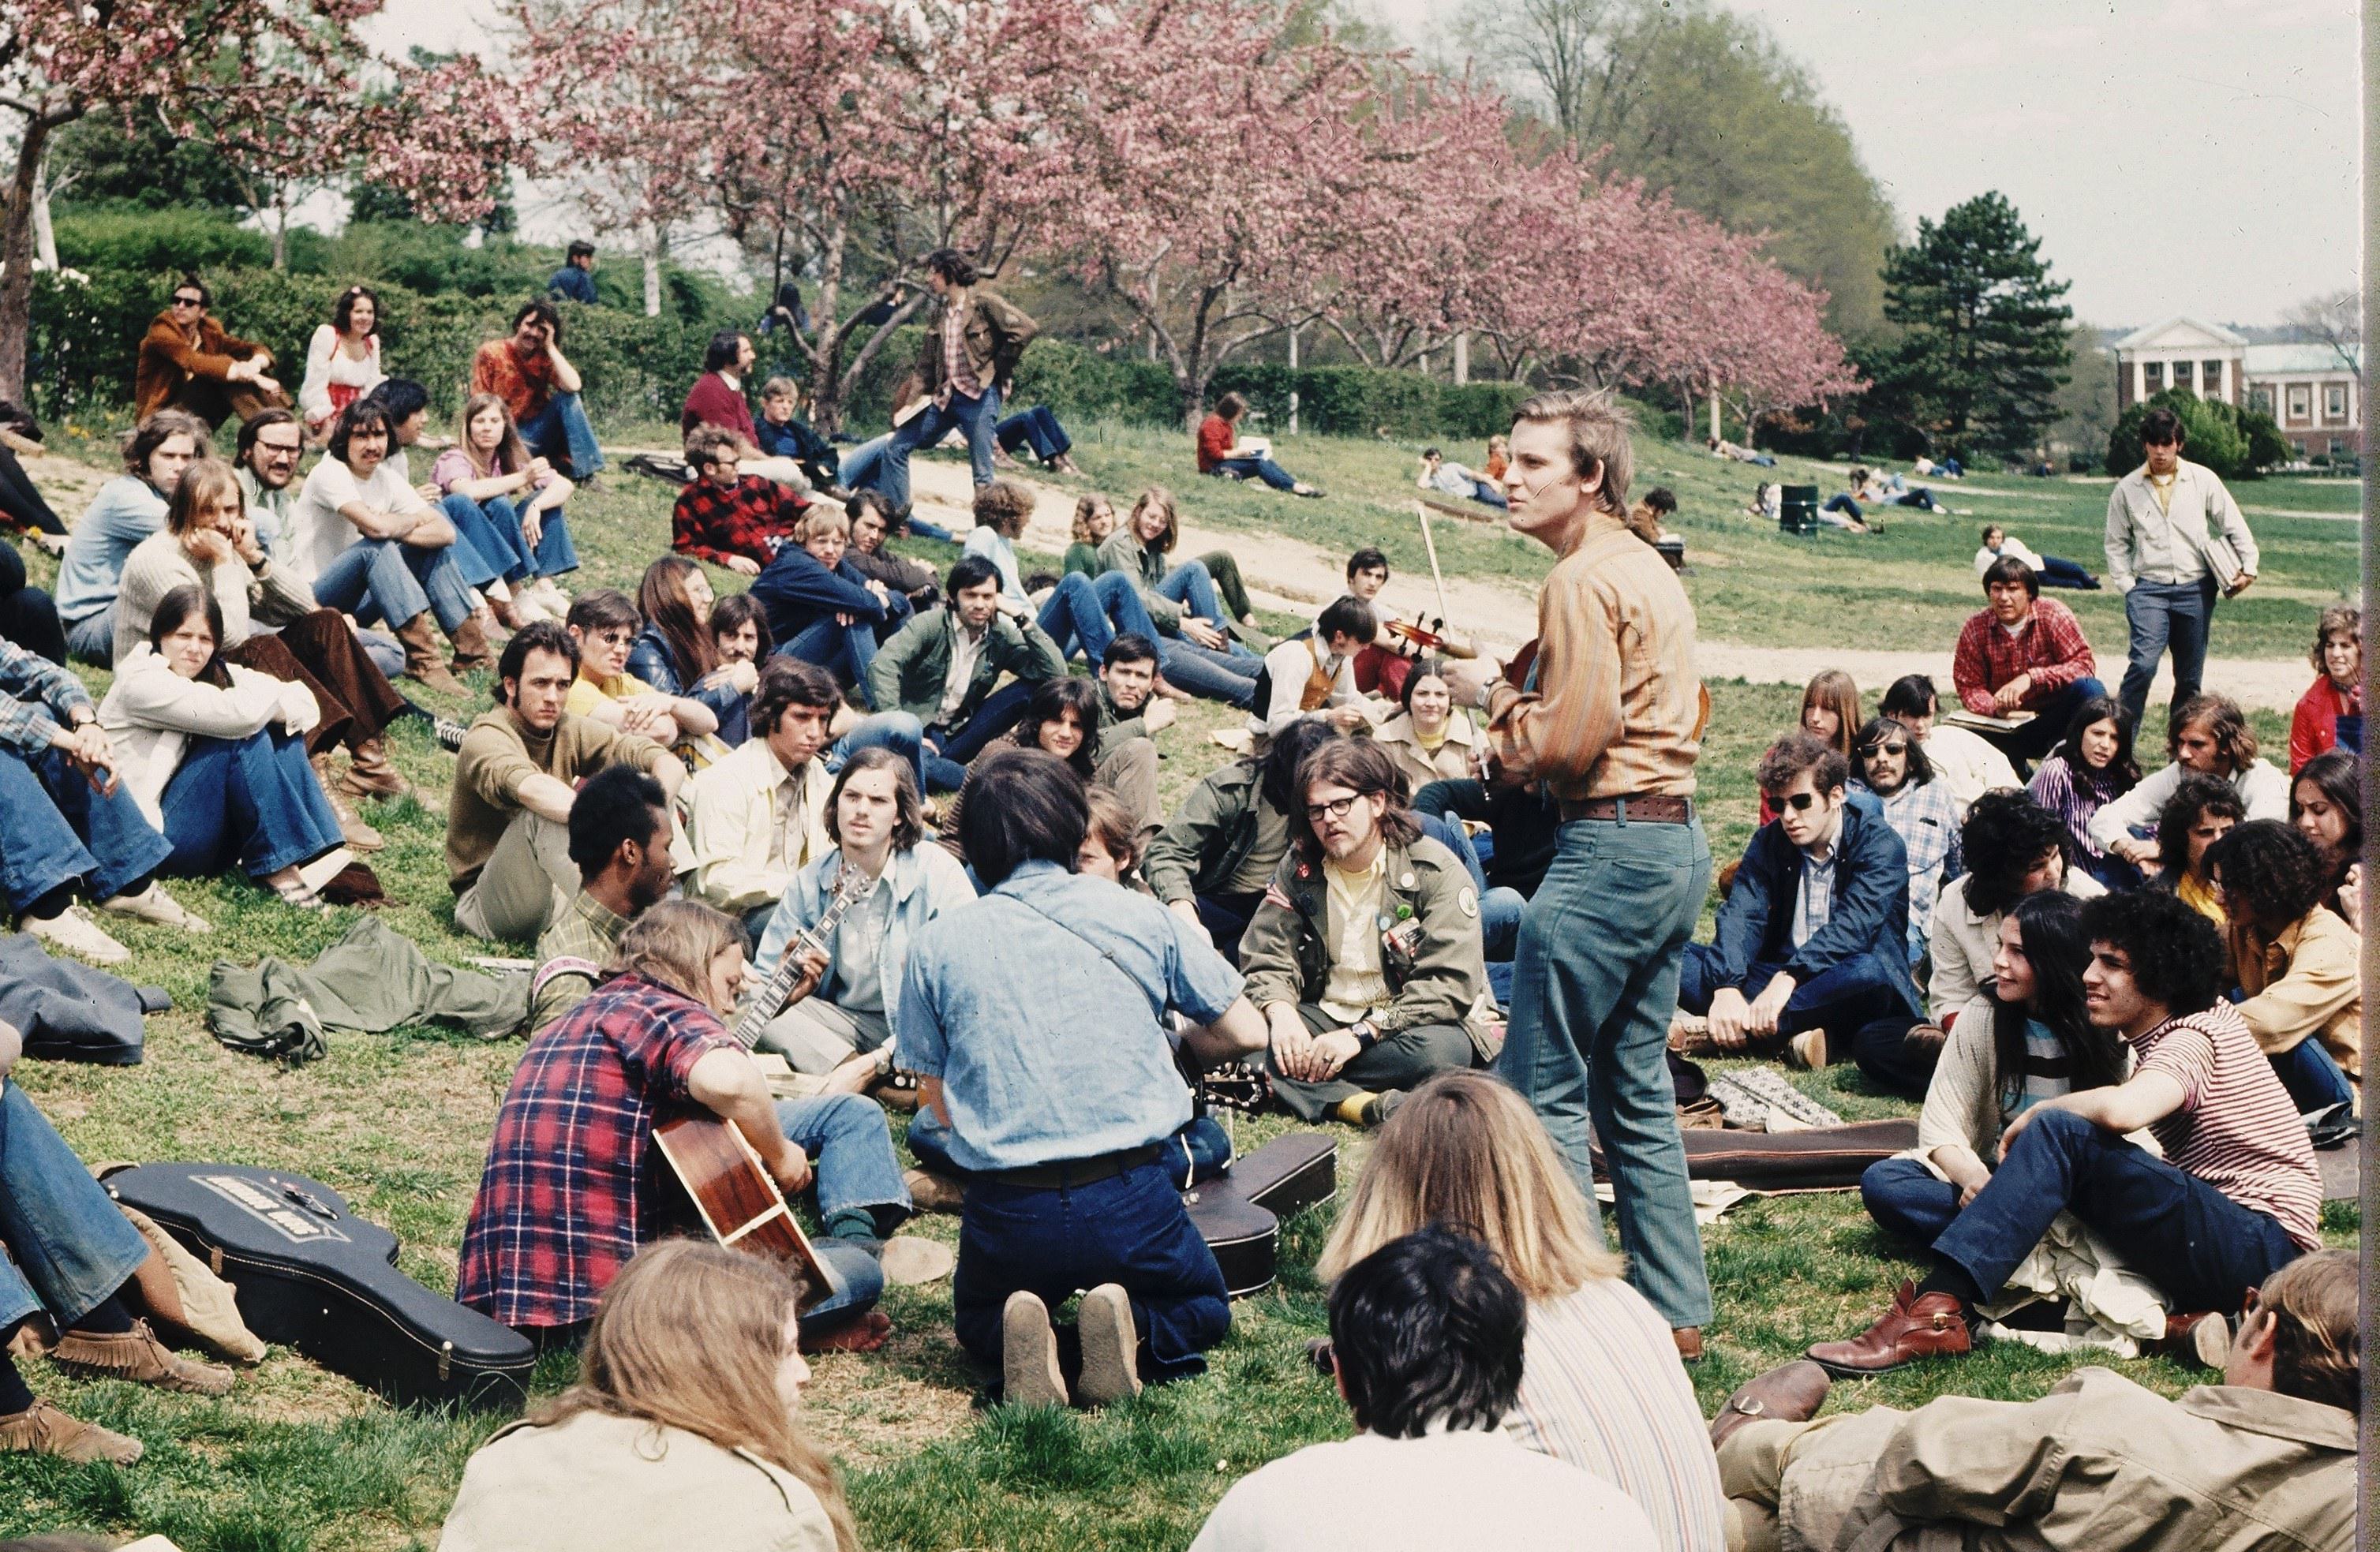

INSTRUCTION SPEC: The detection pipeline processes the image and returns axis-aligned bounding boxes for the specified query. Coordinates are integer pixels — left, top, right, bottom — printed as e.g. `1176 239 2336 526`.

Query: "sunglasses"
1860 742 1910 759
1773 791 1824 813
171 295 204 309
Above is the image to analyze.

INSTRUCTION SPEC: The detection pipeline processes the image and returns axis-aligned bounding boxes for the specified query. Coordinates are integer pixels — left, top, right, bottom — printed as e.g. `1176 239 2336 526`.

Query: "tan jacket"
438 1410 837 1552
2229 906 2362 1094
1775 1369 2355 1552
913 286 1038 397
1372 709 1478 793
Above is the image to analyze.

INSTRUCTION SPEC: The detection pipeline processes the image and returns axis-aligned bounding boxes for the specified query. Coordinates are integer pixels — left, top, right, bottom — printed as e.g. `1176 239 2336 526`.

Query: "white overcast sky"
369 0 2359 330
1362 0 2360 328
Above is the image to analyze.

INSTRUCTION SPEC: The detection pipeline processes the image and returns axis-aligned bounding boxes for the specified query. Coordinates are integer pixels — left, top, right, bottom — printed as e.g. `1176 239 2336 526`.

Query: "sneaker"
1785 1029 1828 1070
434 716 470 754
52 1320 235 1396
99 885 210 934
0 1401 142 1464
28 907 129 964
1075 1284 1143 1407
1001 1291 1068 1408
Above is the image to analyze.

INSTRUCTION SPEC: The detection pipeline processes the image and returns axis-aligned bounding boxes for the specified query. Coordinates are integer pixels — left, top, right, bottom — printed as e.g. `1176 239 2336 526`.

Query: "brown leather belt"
1559 795 1693 825
986 1145 1162 1191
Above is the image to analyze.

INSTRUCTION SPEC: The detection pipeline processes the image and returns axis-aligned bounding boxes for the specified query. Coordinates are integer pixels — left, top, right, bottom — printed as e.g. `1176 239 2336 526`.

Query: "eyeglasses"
255 438 302 455
1303 795 1365 824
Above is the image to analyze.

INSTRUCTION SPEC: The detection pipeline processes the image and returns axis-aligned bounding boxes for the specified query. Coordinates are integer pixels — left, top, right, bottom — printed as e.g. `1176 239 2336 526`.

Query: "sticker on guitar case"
193 1173 353 1245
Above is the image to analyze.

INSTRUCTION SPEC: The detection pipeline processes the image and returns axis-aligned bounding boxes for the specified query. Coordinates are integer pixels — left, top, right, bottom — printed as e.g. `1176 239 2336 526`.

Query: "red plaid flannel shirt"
1952 597 2095 715
455 974 736 1328
671 474 805 567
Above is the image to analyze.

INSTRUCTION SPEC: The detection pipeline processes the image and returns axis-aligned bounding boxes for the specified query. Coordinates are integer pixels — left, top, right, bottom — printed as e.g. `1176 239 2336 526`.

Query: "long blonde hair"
1317 1070 1622 1300
537 1241 861 1552
457 391 532 479
1126 486 1179 555
612 899 742 1012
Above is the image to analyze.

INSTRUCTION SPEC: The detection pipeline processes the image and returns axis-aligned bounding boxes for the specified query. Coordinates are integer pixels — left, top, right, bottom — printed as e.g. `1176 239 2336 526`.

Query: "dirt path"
906 461 2319 713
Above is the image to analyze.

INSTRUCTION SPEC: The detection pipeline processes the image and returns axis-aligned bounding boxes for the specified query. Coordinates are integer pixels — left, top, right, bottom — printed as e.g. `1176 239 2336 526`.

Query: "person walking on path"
876 249 1037 517
2105 406 2257 731
1444 391 1713 1359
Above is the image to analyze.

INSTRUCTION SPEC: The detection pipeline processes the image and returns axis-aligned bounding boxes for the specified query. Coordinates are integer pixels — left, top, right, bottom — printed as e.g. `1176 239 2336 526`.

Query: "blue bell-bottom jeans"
0 743 174 917
0 1080 152 1333
158 727 346 880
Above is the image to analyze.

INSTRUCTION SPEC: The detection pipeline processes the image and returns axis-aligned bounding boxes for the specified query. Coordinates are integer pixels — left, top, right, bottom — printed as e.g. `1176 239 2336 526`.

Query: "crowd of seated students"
13 283 2365 1552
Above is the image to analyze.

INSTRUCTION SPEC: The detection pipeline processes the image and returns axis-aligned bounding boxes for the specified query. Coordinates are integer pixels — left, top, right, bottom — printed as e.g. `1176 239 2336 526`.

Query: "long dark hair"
637 556 717 685
2051 694 2141 788
1852 714 1933 790
149 583 231 688
2292 747 2362 888
1989 892 2124 1116
709 593 772 660
1012 675 1101 782
1290 738 1420 864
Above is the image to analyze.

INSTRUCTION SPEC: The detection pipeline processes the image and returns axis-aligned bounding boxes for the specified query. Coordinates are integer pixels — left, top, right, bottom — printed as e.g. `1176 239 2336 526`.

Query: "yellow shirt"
2148 471 2176 516
1319 850 1392 1023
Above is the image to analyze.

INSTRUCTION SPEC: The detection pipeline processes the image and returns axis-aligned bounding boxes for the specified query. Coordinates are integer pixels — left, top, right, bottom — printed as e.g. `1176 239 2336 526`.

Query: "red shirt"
672 474 805 567
1196 413 1235 473
2289 675 2359 772
1951 597 2094 715
455 974 736 1327
680 372 758 444
470 339 556 425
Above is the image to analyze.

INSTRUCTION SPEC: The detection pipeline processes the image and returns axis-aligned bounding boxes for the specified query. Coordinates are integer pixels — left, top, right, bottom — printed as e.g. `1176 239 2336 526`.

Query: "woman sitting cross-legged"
751 746 975 1094
99 585 350 910
430 392 578 626
1315 1071 1729 1552
628 557 756 748
436 1240 860 1552
114 455 409 851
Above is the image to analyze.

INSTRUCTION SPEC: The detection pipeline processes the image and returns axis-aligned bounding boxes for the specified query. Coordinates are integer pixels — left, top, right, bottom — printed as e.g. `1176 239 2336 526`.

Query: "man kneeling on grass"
1712 1249 2356 1552
1805 887 2319 1376
898 748 1267 1407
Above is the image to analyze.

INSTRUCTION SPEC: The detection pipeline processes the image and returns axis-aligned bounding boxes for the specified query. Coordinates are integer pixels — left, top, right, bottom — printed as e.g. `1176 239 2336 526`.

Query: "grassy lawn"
0 418 2360 1550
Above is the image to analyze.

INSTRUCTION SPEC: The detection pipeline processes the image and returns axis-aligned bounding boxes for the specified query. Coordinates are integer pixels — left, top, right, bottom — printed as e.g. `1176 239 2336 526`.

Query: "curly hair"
2308 604 2360 675
971 478 1036 538
1958 790 2067 917
2079 888 2225 1015
1756 733 1849 800
2204 820 2327 935
2155 773 2246 884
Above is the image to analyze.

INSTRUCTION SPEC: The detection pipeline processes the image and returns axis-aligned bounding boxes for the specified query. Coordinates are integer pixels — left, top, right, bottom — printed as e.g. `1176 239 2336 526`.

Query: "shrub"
2105 388 2276 479
53 208 269 276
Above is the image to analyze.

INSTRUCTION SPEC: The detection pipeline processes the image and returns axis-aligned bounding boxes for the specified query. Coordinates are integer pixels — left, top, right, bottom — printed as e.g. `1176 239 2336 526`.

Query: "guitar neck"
728 866 873 1049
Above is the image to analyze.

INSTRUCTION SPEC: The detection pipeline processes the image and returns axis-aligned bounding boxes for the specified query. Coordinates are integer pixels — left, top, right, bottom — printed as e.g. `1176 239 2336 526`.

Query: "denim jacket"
752 842 977 1051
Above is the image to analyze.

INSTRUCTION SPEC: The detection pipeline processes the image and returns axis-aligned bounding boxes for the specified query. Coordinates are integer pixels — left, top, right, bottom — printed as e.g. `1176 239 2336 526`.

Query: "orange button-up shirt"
1486 512 1703 801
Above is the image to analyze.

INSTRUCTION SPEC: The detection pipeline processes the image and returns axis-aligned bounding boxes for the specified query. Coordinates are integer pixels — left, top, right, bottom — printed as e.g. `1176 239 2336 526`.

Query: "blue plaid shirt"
1858 777 1963 961
0 638 91 757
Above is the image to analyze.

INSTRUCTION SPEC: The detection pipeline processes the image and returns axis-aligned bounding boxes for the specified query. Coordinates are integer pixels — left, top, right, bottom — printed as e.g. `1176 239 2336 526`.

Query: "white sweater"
98 646 319 827
2085 757 2292 852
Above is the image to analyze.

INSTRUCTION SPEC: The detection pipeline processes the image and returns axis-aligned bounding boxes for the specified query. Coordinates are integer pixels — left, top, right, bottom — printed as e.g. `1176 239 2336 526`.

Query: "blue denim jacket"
900 860 1244 1172
754 842 977 1045
56 476 165 622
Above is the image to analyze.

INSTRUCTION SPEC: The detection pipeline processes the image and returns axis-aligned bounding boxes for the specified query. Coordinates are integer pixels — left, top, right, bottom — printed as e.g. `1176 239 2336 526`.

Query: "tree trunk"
641 230 664 319
0 114 62 404
1453 331 1469 385
30 154 56 271
270 205 289 271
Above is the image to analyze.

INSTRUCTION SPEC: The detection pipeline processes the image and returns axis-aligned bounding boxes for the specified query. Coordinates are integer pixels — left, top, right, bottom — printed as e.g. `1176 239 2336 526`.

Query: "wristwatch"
1473 677 1498 712
1348 1019 1380 1052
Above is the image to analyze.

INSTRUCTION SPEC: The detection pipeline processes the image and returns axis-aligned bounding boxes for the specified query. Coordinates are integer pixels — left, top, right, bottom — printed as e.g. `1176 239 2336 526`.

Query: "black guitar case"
104 1162 534 1413
1185 1133 1337 1298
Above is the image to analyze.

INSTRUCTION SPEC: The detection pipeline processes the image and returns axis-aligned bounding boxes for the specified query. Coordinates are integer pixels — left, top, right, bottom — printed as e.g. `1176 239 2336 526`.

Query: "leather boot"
339 737 410 799
449 610 496 674
1806 1280 1970 1374
1709 1360 1830 1449
395 615 465 695
0 1401 143 1464
311 754 384 851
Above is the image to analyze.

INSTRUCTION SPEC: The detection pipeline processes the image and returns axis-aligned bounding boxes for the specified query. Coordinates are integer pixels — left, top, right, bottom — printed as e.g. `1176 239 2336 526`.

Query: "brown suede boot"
51 1319 235 1396
449 611 496 674
339 737 410 799
395 615 465 695
0 1400 143 1464
310 754 384 852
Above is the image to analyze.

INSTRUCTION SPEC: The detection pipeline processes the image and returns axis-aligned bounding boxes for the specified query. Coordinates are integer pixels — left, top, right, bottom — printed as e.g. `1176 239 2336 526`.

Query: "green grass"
0 417 2359 1548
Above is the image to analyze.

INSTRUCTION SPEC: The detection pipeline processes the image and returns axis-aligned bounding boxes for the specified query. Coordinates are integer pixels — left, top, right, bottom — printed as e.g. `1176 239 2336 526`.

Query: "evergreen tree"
1876 192 2071 462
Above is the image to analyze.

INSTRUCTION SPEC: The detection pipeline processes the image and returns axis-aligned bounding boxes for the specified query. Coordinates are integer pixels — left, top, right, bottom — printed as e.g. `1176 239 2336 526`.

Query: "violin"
1384 616 1480 660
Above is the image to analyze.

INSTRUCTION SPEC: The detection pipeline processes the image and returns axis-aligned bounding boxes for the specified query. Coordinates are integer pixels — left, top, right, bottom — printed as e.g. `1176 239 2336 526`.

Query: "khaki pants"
1719 1407 1905 1552
455 812 575 942
760 999 891 1074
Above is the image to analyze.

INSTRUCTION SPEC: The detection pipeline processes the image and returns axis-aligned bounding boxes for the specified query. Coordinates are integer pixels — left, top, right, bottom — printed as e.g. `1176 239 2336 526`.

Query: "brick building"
2112 316 2361 461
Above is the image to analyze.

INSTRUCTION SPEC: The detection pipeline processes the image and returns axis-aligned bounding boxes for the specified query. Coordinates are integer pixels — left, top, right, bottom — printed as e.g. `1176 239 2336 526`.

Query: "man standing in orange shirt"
1445 391 1713 1358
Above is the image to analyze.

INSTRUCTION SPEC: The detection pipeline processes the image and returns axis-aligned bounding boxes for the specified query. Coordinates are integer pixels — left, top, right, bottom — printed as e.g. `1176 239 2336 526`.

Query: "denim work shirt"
899 860 1244 1172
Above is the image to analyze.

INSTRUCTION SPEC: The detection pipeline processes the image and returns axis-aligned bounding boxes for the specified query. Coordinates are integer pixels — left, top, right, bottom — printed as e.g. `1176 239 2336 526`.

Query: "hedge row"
35 255 1566 449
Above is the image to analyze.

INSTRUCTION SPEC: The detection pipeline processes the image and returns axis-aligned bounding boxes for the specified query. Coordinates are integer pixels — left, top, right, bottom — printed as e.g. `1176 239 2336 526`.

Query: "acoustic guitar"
653 863 874 1309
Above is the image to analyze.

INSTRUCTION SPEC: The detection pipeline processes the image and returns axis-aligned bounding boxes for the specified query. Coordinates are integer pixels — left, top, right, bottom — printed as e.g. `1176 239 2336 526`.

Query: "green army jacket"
1143 759 1267 906
1237 836 1484 1037
866 605 1065 729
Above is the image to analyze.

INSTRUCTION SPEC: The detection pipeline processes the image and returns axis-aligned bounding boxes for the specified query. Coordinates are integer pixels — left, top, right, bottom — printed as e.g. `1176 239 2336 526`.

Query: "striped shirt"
2026 752 2128 864
1486 513 1702 801
1501 1279 1728 1552
2132 1003 2322 1251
